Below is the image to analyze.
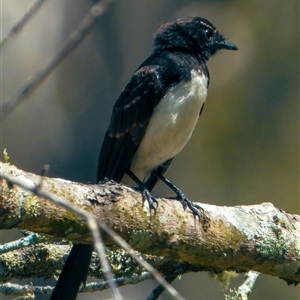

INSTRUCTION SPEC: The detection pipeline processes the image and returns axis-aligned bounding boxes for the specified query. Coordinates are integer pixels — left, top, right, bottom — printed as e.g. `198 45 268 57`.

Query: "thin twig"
237 271 260 300
79 274 153 293
0 233 48 255
87 218 123 300
1 171 185 300
0 283 47 296
0 0 48 49
0 0 112 120
0 274 153 296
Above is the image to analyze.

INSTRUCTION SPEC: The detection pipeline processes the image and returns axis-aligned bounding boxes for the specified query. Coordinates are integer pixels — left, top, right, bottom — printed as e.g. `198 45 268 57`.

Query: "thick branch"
0 162 299 284
0 243 202 283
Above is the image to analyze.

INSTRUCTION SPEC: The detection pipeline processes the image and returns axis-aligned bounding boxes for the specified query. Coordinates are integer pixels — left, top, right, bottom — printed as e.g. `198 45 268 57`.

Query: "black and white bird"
51 16 237 299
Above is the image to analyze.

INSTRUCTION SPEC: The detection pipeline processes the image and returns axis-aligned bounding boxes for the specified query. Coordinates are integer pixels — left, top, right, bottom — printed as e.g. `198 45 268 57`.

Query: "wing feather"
97 66 163 183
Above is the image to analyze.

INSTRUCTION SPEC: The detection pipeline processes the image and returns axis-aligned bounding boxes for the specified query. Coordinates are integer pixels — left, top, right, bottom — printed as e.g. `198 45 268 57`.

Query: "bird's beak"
219 40 238 50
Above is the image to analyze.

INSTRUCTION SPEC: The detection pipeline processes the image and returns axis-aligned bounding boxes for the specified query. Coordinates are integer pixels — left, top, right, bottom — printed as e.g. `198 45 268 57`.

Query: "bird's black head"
154 17 237 61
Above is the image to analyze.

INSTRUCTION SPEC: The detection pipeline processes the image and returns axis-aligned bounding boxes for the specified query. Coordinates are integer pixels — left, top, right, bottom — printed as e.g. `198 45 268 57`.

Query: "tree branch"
0 242 202 284
0 162 184 299
0 162 299 285
0 275 155 296
0 0 48 49
237 271 260 300
0 0 112 120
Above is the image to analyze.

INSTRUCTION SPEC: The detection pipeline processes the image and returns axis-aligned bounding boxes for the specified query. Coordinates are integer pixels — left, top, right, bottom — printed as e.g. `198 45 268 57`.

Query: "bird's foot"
168 191 202 221
133 186 158 215
141 188 158 214
97 177 109 184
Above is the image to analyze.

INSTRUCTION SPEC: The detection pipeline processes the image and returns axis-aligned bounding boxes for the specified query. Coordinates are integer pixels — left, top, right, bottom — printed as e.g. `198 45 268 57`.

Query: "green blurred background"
1 0 299 299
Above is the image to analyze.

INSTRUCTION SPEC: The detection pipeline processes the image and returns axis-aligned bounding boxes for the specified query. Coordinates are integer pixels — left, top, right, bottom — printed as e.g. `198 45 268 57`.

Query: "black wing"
97 65 164 183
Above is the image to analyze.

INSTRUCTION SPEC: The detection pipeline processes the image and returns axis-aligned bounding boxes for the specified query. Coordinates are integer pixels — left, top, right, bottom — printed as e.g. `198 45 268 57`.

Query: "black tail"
50 132 136 299
50 244 93 300
51 130 167 299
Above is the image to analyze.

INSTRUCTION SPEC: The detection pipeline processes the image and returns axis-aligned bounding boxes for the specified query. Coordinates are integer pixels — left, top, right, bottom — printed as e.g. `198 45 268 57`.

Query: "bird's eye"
204 29 214 41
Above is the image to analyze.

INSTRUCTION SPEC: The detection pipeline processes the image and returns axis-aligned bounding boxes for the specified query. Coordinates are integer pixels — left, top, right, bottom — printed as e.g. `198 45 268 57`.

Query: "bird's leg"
152 171 202 220
126 169 158 213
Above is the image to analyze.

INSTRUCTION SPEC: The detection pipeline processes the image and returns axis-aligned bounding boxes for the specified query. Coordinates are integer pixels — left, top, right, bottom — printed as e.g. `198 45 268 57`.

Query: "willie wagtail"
50 16 237 299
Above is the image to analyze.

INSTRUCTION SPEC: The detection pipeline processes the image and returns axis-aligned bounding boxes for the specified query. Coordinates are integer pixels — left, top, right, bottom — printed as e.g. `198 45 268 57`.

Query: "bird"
50 16 237 299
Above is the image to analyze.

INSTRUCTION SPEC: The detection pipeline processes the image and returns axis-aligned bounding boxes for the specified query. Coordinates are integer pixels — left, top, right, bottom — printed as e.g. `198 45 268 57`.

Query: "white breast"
131 70 208 181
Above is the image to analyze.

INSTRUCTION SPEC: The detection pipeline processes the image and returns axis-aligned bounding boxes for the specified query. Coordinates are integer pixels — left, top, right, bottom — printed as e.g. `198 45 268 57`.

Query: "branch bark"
0 243 202 284
0 162 299 285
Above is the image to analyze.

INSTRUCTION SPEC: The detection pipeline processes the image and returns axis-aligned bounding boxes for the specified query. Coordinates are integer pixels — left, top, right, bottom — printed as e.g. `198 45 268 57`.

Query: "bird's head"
154 17 237 60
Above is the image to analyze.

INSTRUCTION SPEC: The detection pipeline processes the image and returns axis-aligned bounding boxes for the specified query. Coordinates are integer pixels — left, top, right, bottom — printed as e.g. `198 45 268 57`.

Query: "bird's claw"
141 189 158 215
168 192 202 221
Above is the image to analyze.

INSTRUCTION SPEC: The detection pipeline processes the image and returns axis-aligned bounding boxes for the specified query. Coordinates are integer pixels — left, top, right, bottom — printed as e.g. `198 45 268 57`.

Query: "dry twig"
0 0 47 49
1 0 112 120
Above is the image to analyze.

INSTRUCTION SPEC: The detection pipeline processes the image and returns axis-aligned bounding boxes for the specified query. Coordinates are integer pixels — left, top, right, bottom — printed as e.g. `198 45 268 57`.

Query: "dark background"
1 0 299 299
